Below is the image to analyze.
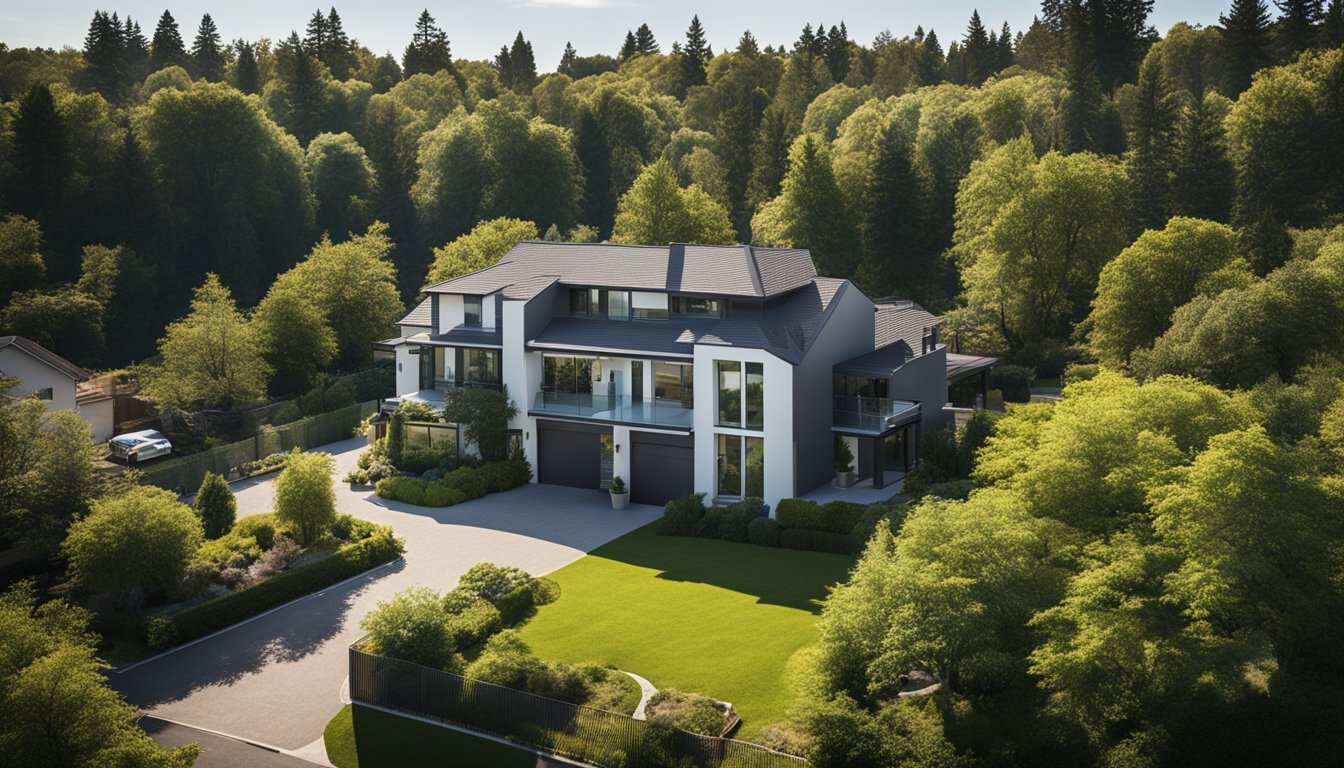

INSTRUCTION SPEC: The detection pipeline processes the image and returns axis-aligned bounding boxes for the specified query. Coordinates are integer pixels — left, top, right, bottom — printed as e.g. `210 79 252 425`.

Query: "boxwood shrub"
716 498 767 542
778 527 855 554
775 498 865 534
375 458 529 507
147 528 403 650
747 517 780 547
659 493 707 536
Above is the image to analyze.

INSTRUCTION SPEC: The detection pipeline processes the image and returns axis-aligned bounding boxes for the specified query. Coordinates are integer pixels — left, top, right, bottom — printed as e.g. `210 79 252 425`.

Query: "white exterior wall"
501 299 538 476
79 397 114 442
0 347 77 411
691 345 795 513
394 343 419 395
439 294 465 333
482 293 497 330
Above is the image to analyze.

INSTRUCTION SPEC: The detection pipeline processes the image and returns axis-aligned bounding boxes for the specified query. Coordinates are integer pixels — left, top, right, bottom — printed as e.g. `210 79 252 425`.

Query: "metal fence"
137 401 377 493
348 642 808 768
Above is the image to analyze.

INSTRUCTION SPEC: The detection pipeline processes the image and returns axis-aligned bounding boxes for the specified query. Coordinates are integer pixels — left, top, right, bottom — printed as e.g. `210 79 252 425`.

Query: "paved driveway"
111 437 661 760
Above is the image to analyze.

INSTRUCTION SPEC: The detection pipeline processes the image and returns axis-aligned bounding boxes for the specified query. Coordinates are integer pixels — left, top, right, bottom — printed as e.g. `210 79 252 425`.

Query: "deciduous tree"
273 451 336 545
427 217 537 284
611 158 734 245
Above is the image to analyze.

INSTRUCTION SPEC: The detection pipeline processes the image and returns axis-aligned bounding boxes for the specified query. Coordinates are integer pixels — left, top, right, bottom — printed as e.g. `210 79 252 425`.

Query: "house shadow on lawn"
109 557 404 708
587 523 855 614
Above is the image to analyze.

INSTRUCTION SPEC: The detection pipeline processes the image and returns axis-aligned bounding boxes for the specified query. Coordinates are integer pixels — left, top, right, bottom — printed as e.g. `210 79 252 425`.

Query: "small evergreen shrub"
748 517 781 547
696 507 724 538
716 498 767 542
444 599 503 649
193 471 236 539
443 466 488 499
658 492 707 536
776 498 864 534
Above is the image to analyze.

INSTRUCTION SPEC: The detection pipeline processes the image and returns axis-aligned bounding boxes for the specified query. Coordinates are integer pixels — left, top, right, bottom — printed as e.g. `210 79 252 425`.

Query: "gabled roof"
424 241 818 300
528 277 848 364
0 336 89 381
398 297 432 328
873 300 939 350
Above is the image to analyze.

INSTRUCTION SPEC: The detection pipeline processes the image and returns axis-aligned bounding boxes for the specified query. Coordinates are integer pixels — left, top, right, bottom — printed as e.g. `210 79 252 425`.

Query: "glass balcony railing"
531 391 694 429
833 396 921 433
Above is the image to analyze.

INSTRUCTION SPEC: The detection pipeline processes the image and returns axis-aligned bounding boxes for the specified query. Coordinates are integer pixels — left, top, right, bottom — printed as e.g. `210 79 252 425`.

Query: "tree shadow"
109 557 404 708
585 524 855 614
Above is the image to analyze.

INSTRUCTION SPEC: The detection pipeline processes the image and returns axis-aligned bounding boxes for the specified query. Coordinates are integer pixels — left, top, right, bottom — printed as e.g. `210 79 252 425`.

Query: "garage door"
630 432 694 507
537 421 602 489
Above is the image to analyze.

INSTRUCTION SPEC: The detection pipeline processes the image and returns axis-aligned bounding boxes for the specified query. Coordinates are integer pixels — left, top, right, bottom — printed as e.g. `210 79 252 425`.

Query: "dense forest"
4 2 1344 765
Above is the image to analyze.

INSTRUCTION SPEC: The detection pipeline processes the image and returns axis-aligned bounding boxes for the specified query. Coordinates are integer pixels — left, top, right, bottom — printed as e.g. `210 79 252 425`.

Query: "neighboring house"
377 242 995 510
0 335 115 442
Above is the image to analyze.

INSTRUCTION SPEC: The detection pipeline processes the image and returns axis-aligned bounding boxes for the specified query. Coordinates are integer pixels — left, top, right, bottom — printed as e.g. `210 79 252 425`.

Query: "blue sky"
4 1 1231 71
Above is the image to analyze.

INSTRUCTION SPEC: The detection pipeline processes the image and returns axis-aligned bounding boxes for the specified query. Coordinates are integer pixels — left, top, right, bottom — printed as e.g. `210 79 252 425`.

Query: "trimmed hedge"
716 499 767 542
147 528 403 650
775 498 865 534
375 458 530 507
747 517 780 547
779 527 855 554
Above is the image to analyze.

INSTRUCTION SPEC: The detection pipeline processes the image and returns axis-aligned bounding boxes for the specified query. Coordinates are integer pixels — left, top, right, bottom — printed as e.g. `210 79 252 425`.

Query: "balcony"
530 391 694 430
832 396 921 434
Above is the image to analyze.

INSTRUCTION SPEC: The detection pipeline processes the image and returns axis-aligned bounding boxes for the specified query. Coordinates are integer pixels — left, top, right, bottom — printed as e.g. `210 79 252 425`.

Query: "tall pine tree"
509 32 537 93
619 31 638 61
192 14 226 82
1127 52 1179 229
682 16 710 89
857 119 935 302
635 24 659 55
402 10 453 76
1274 0 1324 58
233 40 260 93
1171 93 1234 222
149 10 187 72
80 11 126 99
1221 0 1273 95
964 11 993 85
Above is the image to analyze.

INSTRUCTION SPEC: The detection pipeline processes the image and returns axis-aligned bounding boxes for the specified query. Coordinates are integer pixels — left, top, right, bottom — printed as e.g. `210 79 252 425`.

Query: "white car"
109 429 173 465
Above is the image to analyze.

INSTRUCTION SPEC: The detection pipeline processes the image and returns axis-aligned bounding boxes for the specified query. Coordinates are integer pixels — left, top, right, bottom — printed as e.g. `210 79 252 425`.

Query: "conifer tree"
559 42 577 76
1221 0 1273 95
233 40 260 93
149 10 187 72
1127 52 1179 228
824 23 851 82
619 31 638 61
509 32 537 93
964 10 993 85
1171 93 1234 222
682 16 710 88
123 17 149 79
1274 0 1323 58
494 44 513 89
403 9 453 76
324 8 356 78
635 23 659 55
1324 0 1344 44
192 14 226 82
857 119 934 302
81 11 126 99
997 21 1015 70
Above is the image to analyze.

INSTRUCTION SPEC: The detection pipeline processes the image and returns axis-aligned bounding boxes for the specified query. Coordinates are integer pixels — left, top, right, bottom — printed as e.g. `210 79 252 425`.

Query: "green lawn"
516 523 854 737
324 704 538 768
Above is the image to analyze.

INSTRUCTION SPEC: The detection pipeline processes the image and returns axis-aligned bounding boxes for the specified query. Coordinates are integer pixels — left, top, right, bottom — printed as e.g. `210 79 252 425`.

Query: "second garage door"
537 421 602 489
630 432 694 506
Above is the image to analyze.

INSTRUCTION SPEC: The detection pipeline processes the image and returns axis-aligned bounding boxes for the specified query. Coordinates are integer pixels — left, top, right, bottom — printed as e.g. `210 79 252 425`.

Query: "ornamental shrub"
775 498 864 534
717 498 767 542
62 486 203 603
444 599 502 649
659 492 707 536
273 451 336 546
645 689 730 736
748 517 781 547
361 586 455 669
443 466 488 499
193 472 236 539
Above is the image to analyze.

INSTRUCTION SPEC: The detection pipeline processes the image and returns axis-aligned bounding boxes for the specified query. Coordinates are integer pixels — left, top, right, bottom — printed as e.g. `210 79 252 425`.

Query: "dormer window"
464 295 482 327
631 291 668 320
671 296 720 316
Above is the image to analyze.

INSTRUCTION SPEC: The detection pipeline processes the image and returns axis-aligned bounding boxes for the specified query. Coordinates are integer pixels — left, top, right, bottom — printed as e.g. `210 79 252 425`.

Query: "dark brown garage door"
630 431 694 507
537 421 602 489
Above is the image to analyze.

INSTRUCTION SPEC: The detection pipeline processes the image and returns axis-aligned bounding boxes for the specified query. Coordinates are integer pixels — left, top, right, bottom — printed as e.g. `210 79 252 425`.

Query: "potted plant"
610 476 630 509
834 437 856 488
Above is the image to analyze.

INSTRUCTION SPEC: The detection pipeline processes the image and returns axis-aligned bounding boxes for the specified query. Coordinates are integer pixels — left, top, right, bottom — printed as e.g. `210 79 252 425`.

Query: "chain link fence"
349 641 808 768
137 401 377 494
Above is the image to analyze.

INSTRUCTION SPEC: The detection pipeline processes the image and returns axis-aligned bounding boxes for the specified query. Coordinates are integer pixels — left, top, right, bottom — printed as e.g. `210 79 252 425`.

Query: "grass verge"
324 703 538 768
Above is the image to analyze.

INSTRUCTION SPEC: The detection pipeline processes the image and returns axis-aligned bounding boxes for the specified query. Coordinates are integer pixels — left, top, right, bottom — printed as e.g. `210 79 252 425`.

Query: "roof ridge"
742 244 764 297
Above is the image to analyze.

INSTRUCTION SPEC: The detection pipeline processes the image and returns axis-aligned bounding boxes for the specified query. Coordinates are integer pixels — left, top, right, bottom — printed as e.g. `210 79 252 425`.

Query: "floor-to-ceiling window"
461 348 499 385
544 355 595 395
716 433 764 498
654 361 693 407
716 360 763 429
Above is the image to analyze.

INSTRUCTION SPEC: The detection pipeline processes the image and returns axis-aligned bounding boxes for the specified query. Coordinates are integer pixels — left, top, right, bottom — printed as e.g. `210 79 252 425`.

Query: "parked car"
109 429 173 465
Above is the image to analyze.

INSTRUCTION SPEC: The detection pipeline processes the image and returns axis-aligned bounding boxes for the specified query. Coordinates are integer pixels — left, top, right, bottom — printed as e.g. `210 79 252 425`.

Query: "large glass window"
746 437 764 497
607 290 629 320
654 361 693 407
717 434 765 498
544 355 594 394
717 434 741 497
670 296 721 316
745 363 764 429
569 289 589 314
632 291 669 320
716 360 763 430
464 295 482 327
717 361 741 427
461 348 499 385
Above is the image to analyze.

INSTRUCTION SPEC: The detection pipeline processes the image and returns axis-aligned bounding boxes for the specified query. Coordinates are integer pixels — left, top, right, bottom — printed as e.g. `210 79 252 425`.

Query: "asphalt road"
112 436 661 762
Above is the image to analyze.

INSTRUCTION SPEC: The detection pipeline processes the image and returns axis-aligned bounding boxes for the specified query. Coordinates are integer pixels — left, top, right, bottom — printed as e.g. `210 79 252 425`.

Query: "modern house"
378 242 994 510
0 335 114 442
